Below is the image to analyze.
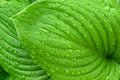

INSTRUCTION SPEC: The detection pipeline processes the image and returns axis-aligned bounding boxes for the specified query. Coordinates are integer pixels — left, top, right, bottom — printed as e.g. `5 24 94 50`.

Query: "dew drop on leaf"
68 45 72 48
56 3 61 7
77 71 81 75
66 30 70 34
31 50 36 55
25 31 29 34
67 49 73 52
50 16 58 20
60 0 64 2
51 68 55 73
104 6 110 11
51 27 56 30
48 57 52 60
65 69 69 74
41 28 49 33
76 50 80 52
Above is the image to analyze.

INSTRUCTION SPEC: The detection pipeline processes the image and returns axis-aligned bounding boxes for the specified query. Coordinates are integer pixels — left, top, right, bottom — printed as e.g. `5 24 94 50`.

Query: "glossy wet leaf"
12 0 120 80
0 0 49 80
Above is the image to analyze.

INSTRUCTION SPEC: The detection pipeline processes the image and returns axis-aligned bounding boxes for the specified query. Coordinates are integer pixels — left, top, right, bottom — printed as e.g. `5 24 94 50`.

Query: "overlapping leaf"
12 0 120 80
0 0 49 80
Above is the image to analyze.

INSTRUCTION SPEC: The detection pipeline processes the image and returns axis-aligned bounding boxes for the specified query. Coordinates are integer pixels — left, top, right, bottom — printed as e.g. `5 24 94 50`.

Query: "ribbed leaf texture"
0 0 120 80
0 0 49 80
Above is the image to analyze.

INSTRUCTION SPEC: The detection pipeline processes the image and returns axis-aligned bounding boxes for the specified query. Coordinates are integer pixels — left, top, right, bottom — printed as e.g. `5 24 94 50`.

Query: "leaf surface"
12 0 120 80
0 0 49 80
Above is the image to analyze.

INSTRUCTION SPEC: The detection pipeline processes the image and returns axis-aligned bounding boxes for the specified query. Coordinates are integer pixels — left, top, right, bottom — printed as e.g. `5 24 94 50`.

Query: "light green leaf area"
5 74 49 80
0 0 29 17
12 0 120 80
4 75 33 80
4 76 25 80
0 0 49 80
0 18 50 80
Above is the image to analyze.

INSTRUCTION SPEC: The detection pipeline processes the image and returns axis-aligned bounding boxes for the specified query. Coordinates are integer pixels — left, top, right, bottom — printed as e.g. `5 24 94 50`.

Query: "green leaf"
0 0 28 17
0 66 9 80
0 0 49 80
28 0 36 4
0 17 49 80
12 0 120 80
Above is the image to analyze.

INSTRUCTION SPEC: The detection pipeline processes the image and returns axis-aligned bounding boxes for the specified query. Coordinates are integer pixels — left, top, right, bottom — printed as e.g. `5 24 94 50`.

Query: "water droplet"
14 50 17 54
51 68 55 73
67 10 70 13
35 31 40 34
77 71 81 74
66 54 70 57
18 5 21 8
55 68 58 71
31 50 36 55
66 30 70 34
81 70 85 74
67 49 73 52
84 35 87 38
106 76 109 80
71 72 74 75
76 50 80 52
109 27 113 32
82 77 86 80
104 6 110 11
14 62 19 66
65 69 69 74
81 16 84 20
25 31 29 34
33 45 36 49
68 45 72 48
51 27 56 30
86 2 90 5
89 25 93 29
6 23 9 26
62 62 66 65
9 56 13 60
35 10 40 15
41 28 49 33
48 57 52 60
8 48 12 52
101 0 104 2
61 0 64 2
55 3 61 7
50 16 58 20
79 23 82 26
73 24 76 27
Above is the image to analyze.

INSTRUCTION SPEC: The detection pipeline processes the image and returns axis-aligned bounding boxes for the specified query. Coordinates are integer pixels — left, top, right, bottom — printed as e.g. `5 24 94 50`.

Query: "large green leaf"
12 0 120 80
0 0 49 80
